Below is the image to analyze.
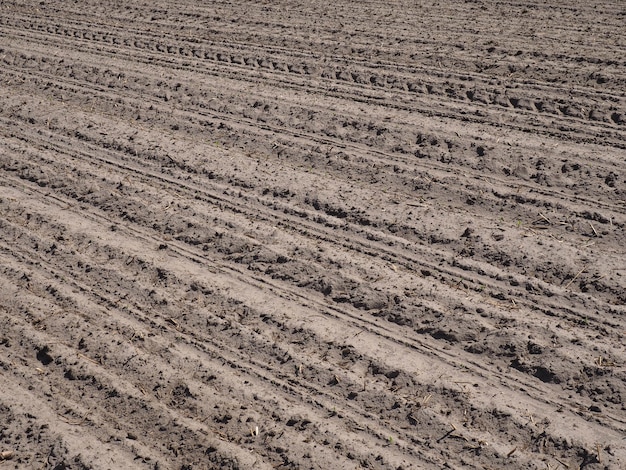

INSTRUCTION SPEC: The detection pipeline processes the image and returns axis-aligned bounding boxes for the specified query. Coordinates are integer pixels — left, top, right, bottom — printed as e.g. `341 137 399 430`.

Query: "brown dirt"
1 1 625 469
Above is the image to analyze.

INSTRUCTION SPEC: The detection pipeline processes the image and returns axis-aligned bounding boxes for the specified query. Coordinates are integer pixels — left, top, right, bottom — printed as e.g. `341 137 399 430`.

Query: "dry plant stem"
77 352 99 365
564 267 586 290
555 457 570 468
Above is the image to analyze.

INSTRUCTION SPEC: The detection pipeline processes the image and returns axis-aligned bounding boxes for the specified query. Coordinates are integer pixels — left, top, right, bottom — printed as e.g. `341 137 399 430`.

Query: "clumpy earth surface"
1 0 625 468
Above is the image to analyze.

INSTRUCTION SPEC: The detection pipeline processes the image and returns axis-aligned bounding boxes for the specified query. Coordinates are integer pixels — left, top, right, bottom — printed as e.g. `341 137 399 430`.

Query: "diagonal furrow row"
1 1 625 469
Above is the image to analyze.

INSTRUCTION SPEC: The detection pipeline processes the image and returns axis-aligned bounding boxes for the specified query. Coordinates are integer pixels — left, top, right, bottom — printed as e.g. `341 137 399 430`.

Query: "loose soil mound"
1 1 625 469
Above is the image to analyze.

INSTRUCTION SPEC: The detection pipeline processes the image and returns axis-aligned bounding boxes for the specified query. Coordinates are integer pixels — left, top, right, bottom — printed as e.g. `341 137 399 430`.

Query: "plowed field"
1 1 625 468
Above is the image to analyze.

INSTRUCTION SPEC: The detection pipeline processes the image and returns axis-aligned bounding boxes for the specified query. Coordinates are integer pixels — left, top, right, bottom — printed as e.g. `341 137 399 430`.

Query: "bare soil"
1 1 625 469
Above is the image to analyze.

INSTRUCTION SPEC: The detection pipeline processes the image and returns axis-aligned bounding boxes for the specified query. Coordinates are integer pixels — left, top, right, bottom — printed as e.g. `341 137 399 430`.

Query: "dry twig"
564 267 585 290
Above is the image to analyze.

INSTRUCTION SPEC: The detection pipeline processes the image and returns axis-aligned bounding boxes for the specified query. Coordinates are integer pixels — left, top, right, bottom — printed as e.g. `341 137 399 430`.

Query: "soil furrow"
1 1 625 469
1 180 623 469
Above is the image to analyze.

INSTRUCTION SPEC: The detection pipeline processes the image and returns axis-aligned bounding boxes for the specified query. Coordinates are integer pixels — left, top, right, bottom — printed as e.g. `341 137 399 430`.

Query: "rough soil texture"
1 1 625 469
